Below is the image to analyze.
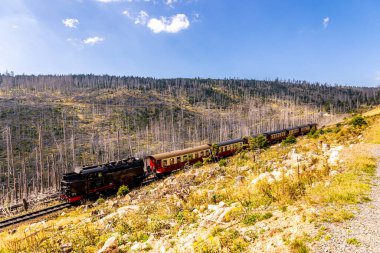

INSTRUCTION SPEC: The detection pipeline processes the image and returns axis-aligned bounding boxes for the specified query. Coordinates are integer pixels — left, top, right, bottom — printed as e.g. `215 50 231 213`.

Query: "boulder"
60 243 73 253
97 236 118 253
322 143 330 152
235 175 246 184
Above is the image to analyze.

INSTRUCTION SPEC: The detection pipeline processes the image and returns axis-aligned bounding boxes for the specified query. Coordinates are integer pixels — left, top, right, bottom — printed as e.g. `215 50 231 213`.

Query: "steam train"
61 123 317 203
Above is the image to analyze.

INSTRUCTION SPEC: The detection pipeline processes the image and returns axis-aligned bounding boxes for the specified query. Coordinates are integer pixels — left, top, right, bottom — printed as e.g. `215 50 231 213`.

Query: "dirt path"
312 145 380 253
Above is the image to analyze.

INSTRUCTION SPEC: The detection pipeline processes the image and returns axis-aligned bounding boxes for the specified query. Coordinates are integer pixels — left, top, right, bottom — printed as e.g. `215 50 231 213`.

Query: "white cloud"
62 18 79 28
122 10 132 19
147 14 190 33
323 17 330 28
135 10 149 25
96 0 124 2
165 0 177 6
83 36 105 45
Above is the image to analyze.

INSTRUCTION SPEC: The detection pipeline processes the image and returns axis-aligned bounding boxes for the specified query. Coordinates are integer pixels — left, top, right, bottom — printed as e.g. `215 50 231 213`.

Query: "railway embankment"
1 110 380 252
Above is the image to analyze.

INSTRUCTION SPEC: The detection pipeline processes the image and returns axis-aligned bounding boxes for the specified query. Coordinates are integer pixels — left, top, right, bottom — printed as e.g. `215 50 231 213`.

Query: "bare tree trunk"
38 125 44 194
117 129 120 161
71 131 75 169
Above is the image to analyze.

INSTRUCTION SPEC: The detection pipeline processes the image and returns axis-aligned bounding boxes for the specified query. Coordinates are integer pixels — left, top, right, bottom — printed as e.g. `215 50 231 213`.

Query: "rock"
117 205 140 216
124 195 131 203
271 170 283 181
131 242 150 251
8 229 17 234
218 201 226 208
236 175 246 184
122 234 129 243
329 170 339 177
61 243 73 253
97 236 118 253
239 166 250 171
327 146 343 166
322 143 330 152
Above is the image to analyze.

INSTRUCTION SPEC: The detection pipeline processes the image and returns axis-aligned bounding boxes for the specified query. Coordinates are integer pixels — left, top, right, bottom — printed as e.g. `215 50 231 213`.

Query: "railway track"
0 203 71 230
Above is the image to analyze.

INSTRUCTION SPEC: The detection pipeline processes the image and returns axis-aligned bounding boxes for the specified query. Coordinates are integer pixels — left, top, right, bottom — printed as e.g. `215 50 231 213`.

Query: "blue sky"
1 0 380 86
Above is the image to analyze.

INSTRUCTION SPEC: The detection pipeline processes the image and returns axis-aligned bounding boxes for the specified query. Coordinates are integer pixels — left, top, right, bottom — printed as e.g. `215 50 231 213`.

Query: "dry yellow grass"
364 117 380 144
363 106 380 117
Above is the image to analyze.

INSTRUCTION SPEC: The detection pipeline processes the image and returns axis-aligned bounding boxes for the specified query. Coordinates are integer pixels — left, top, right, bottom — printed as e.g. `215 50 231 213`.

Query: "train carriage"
286 126 301 137
146 144 211 175
264 129 288 143
216 138 245 159
299 124 312 134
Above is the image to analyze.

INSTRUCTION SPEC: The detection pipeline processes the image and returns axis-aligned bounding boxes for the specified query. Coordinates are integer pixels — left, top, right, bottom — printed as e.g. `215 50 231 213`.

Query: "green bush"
307 126 319 138
203 157 212 165
282 134 297 145
219 159 227 167
117 185 130 196
350 115 367 127
194 161 203 168
243 212 273 225
96 197 105 204
249 135 269 150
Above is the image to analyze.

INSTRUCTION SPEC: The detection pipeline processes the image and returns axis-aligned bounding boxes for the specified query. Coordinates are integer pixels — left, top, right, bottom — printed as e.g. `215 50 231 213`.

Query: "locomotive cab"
60 172 85 203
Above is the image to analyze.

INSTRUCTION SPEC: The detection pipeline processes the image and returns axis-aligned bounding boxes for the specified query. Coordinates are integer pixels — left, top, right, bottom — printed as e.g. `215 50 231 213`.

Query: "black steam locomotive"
61 123 317 203
61 158 144 203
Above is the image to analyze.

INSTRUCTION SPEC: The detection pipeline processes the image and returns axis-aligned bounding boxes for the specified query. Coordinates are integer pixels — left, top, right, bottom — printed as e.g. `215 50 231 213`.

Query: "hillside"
1 110 379 252
1 75 379 206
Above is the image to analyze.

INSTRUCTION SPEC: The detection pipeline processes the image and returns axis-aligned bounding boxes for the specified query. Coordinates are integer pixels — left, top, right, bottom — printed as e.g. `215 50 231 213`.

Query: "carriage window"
183 155 188 161
206 150 210 156
195 153 199 158
200 151 204 157
170 158 175 165
162 160 168 167
177 157 181 163
188 154 193 160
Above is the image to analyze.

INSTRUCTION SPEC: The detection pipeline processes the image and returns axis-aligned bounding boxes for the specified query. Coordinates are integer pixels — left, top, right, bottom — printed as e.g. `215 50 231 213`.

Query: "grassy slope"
1 110 380 252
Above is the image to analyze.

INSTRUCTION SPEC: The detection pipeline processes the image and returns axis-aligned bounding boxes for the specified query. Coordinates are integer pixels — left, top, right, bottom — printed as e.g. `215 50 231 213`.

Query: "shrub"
346 237 360 246
290 236 309 253
117 185 130 196
249 135 269 150
282 134 297 145
243 212 273 225
96 197 105 204
350 115 367 127
219 159 227 167
307 126 319 138
203 157 212 165
194 161 203 168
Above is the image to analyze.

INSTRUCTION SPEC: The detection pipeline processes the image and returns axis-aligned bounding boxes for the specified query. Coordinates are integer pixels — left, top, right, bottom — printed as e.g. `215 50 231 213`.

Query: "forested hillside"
0 74 379 206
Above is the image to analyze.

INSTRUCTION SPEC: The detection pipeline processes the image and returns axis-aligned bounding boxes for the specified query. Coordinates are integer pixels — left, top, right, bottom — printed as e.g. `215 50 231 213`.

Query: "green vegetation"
248 134 269 150
282 134 297 145
346 237 361 246
243 212 273 225
290 236 310 253
117 185 130 196
218 159 227 167
350 115 367 127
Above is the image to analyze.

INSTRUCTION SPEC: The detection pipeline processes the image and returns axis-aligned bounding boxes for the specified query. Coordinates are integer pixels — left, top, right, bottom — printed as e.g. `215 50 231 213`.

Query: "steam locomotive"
61 123 317 203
